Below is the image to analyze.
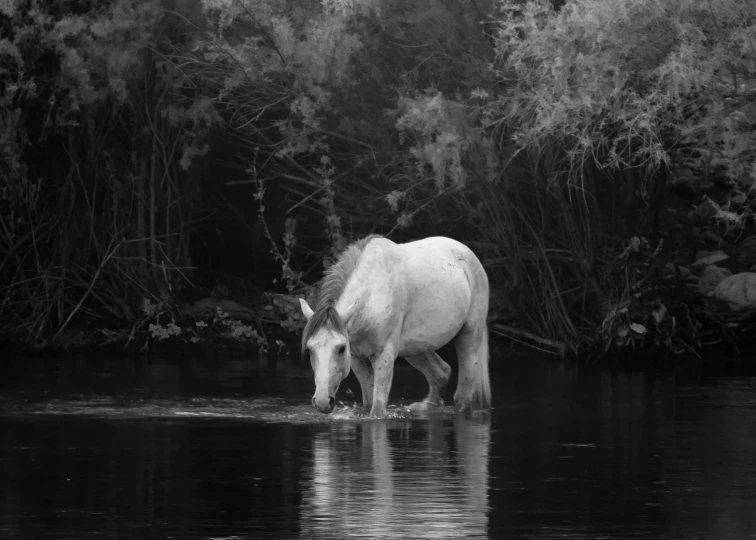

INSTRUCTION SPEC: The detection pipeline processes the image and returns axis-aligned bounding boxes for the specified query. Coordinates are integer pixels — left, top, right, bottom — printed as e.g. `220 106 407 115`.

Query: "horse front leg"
369 347 397 418
350 353 374 413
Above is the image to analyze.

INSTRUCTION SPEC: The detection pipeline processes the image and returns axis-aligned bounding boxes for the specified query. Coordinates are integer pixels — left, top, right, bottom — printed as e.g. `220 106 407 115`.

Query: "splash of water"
0 395 453 424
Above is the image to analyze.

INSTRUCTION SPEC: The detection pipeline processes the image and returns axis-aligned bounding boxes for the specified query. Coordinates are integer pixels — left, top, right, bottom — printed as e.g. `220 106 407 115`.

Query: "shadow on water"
0 350 756 539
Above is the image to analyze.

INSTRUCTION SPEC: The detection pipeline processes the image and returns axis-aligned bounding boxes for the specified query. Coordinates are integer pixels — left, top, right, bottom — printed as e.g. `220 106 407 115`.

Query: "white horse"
299 235 490 418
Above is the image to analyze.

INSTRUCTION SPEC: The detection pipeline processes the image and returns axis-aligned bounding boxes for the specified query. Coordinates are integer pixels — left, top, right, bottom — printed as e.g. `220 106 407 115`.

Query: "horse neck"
334 280 365 338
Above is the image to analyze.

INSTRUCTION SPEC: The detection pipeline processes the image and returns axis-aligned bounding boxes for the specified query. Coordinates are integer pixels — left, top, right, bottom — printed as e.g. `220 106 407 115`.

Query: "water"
1 353 756 539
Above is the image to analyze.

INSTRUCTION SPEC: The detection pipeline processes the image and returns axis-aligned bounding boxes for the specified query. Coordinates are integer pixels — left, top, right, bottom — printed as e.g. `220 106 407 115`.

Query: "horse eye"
337 344 346 355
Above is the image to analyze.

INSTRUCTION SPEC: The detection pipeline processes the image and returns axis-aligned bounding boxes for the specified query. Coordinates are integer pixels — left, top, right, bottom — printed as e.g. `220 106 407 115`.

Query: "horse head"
300 298 355 414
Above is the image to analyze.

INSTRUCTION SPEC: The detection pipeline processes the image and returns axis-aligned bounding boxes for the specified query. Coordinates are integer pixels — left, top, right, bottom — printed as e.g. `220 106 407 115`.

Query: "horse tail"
472 325 491 410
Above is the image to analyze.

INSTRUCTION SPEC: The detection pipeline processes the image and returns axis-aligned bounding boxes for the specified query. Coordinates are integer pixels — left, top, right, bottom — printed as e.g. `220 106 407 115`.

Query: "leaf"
630 323 647 334
713 272 756 311
652 304 667 324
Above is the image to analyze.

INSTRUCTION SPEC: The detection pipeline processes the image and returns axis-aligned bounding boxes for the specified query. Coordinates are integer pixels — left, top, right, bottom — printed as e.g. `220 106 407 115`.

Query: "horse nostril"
328 396 335 409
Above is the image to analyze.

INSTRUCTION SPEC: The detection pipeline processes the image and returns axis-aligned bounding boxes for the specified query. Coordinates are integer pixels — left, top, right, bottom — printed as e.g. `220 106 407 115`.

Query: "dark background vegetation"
1 0 755 360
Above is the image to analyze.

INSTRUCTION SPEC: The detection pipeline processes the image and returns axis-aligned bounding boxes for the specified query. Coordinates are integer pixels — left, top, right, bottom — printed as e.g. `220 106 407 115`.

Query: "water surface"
1 353 755 539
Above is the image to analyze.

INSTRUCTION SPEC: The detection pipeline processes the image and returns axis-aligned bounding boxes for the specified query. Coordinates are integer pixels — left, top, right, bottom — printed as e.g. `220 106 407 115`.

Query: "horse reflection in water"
300 235 490 418
300 417 491 539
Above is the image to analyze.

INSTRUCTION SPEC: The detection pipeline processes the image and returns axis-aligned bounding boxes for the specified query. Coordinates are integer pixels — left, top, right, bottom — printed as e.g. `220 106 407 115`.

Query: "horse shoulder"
339 242 405 344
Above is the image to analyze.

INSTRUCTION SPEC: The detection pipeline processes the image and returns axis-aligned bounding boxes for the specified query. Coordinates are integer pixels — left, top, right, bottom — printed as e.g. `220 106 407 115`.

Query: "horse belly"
397 266 471 356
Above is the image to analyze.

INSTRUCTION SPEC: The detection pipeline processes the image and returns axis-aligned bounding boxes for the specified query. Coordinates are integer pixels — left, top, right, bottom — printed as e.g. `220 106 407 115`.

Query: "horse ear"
299 298 314 320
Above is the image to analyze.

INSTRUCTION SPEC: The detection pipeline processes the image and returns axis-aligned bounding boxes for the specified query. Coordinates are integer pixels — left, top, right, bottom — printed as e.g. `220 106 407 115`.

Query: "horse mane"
301 235 381 354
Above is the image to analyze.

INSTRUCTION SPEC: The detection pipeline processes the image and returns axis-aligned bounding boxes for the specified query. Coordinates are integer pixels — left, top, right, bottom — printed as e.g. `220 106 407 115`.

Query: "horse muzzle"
312 394 335 414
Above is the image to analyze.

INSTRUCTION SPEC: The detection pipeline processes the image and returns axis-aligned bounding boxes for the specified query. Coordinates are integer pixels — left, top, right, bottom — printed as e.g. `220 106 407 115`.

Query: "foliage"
145 302 265 347
185 0 756 355
179 0 375 268
489 0 756 186
461 0 756 353
261 293 308 332
3 0 755 359
0 0 213 349
186 0 500 241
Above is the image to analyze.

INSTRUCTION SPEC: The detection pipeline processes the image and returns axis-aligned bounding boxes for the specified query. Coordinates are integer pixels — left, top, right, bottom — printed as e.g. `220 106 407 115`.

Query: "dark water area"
1 351 756 539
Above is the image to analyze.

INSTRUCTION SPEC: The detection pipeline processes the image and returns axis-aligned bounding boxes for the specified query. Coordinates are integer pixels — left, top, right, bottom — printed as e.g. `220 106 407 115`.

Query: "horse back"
339 236 487 352
389 237 488 354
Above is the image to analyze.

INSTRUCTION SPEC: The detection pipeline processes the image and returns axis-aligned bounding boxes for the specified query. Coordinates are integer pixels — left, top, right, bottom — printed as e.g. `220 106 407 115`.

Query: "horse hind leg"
405 351 452 413
453 322 491 412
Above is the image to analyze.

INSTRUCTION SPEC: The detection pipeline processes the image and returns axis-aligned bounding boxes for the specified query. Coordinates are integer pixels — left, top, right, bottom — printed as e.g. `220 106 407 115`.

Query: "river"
1 350 755 539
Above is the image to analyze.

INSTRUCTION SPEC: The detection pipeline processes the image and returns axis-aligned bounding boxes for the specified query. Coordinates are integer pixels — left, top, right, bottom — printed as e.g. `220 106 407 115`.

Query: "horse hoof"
454 399 470 413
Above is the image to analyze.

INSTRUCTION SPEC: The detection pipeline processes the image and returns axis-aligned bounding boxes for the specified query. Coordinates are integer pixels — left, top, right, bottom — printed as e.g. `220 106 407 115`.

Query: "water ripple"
0 396 450 424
